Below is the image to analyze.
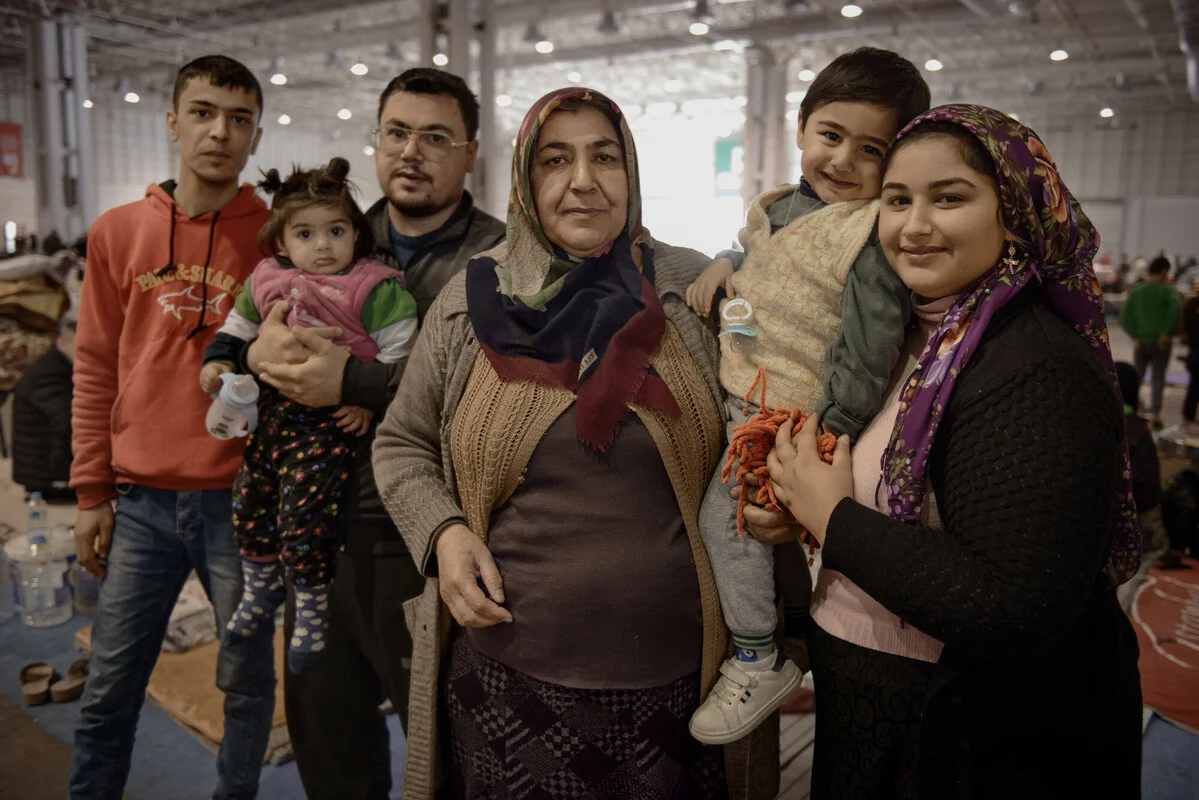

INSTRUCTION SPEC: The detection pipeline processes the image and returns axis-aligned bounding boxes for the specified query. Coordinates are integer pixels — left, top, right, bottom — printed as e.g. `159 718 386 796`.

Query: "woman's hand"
729 473 808 545
766 417 853 546
434 523 513 628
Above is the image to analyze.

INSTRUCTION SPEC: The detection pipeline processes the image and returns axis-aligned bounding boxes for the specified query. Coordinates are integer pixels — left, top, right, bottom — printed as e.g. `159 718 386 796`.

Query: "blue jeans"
69 485 276 800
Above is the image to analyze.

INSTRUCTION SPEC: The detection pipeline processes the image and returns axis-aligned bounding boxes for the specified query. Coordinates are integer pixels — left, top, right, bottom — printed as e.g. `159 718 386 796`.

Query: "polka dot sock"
288 586 331 675
223 559 284 647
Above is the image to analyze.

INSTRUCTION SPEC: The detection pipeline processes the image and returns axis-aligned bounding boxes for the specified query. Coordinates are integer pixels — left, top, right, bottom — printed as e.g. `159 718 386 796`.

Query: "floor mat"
76 625 293 765
0 692 131 799
1132 556 1199 735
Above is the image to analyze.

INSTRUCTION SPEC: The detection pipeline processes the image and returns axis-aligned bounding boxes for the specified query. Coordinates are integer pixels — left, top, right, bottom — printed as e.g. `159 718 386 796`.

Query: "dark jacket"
822 289 1142 798
343 193 505 529
12 348 75 500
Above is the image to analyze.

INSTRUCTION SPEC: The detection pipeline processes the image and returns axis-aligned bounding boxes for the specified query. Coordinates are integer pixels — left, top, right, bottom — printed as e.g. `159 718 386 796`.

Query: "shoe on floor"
50 659 89 703
688 652 802 745
19 662 62 707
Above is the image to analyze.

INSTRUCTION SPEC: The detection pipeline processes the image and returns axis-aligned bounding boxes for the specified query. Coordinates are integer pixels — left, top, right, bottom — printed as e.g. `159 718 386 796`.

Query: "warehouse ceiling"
1 0 1192 137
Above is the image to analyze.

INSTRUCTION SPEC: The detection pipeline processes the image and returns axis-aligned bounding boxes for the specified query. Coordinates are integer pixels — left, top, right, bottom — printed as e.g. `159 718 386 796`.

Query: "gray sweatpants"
700 397 813 639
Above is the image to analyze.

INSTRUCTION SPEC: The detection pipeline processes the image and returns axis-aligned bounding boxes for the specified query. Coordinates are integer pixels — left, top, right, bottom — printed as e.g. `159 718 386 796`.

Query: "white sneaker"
688 652 802 745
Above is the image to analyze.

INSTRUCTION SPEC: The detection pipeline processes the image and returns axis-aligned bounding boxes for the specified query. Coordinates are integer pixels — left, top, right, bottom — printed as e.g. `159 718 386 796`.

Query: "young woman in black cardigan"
763 106 1144 798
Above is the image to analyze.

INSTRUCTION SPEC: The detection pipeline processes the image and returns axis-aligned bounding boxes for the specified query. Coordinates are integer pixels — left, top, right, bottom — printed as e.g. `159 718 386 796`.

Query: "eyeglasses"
371 126 472 162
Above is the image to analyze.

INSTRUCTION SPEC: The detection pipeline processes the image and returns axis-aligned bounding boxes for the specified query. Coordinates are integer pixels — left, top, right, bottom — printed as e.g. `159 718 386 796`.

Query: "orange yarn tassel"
722 368 835 564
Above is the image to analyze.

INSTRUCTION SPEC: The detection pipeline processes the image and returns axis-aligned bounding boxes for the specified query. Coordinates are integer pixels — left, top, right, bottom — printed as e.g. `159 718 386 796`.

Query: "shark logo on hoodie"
158 285 229 321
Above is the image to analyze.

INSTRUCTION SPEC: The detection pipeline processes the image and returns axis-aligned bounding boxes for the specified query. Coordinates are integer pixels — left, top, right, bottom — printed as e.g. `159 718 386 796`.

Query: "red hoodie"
71 182 270 509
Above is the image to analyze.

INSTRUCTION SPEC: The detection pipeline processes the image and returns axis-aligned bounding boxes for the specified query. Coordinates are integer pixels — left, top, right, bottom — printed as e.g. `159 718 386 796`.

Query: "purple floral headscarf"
881 104 1140 584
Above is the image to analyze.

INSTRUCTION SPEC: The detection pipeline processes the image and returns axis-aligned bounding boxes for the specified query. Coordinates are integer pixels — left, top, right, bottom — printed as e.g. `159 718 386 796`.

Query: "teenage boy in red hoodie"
69 56 280 800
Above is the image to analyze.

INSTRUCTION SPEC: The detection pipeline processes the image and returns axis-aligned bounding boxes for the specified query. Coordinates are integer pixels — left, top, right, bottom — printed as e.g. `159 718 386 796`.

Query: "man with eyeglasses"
246 67 504 800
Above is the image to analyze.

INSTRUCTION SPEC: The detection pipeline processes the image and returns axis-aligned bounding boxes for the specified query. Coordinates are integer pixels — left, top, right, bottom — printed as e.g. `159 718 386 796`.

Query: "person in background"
12 303 76 502
241 68 505 799
1122 255 1182 429
68 55 276 800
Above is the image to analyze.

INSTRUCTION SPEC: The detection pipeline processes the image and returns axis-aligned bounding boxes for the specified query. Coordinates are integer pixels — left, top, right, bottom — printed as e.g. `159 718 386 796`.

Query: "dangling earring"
1002 242 1021 269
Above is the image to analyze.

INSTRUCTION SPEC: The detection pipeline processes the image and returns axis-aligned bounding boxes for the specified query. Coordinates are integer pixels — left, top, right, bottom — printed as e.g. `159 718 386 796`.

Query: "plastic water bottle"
19 493 73 628
0 547 14 624
206 373 259 440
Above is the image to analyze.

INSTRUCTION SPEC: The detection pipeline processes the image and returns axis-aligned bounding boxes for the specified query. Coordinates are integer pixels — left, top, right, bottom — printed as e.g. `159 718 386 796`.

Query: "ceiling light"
567 71 582 83
124 92 140 104
734 95 747 107
798 68 816 82
665 78 684 92
536 40 554 54
598 11 620 35
785 90 805 103
350 61 369 76
278 114 291 125
496 94 513 107
269 56 286 85
840 4 862 18
1008 112 1020 121
433 53 449 66
925 59 943 72
82 99 93 109
690 0 714 36
337 108 352 120
270 73 287 86
1050 48 1068 61
713 39 739 51
1100 107 1115 118
364 145 375 156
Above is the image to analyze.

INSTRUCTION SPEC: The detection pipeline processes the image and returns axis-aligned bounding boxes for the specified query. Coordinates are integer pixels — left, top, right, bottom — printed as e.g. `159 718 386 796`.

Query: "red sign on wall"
0 123 22 179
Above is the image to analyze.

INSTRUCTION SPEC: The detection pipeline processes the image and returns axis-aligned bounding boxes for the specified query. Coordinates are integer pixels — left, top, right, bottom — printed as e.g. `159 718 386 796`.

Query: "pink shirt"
811 295 955 663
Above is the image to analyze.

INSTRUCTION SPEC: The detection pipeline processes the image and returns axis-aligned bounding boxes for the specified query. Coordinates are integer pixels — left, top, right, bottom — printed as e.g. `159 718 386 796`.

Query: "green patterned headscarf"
495 87 644 310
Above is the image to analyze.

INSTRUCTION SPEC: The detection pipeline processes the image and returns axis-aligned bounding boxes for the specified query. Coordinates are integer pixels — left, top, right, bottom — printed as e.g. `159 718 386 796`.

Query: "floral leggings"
232 396 355 587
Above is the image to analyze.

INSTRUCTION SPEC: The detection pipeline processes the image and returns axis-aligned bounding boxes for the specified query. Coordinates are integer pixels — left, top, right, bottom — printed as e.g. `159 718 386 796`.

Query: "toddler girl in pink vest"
200 157 417 673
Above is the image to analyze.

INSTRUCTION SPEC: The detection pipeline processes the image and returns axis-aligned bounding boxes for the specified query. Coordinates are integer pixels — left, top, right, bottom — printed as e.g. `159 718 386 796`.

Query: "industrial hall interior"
1 0 1199 798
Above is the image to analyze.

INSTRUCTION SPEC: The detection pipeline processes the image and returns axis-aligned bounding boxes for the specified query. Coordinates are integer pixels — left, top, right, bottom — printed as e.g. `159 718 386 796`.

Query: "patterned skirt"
441 629 728 800
808 623 937 800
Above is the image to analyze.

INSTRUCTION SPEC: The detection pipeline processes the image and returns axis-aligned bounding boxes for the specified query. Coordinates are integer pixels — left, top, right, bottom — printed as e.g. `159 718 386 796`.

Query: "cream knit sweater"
720 186 879 411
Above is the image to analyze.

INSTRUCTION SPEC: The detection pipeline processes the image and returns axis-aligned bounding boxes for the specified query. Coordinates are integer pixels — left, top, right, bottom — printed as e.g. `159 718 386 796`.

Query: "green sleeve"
817 240 911 441
361 278 419 333
713 247 747 271
233 277 262 325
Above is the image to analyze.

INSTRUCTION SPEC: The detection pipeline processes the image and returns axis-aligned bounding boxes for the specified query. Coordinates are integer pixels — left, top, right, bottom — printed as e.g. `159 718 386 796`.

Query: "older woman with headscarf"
372 88 778 800
761 106 1143 798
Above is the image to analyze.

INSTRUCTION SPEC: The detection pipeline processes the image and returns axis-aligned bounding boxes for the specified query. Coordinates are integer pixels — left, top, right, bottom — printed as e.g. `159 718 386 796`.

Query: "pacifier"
719 298 759 354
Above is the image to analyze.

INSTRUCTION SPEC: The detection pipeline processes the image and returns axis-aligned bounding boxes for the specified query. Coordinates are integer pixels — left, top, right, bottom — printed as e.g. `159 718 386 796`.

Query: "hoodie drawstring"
186 210 222 340
156 204 179 278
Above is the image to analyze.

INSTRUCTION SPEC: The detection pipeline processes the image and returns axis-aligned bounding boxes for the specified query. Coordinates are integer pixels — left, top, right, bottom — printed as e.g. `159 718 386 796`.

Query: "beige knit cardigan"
373 236 781 800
